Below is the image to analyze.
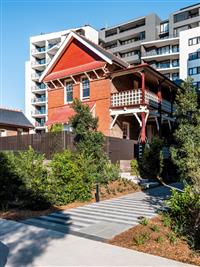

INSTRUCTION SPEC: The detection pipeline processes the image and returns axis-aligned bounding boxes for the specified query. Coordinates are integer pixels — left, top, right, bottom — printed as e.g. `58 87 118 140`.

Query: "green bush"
139 137 163 180
133 232 150 246
50 150 94 204
139 217 149 226
166 186 200 250
0 148 52 210
130 159 140 176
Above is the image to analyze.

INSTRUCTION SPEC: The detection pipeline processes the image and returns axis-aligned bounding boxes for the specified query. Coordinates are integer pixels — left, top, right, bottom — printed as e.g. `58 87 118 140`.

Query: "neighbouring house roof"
45 101 95 126
0 108 34 129
40 31 129 82
44 61 106 82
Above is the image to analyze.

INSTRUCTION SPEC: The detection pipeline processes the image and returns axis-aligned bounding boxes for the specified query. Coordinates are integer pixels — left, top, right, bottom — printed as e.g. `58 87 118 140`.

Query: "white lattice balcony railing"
111 89 172 113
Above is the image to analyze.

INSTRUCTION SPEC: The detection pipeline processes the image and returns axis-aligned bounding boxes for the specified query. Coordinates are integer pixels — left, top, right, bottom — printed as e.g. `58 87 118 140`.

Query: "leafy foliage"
50 150 94 204
171 78 200 191
130 159 140 176
49 124 64 132
139 137 163 180
166 186 200 249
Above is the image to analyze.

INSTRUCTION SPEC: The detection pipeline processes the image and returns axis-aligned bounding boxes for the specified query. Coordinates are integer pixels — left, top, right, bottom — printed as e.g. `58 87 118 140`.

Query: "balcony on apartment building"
35 121 45 128
31 96 46 106
31 59 47 71
31 109 46 117
141 45 179 61
105 32 145 54
31 46 46 59
47 42 61 55
31 83 47 93
150 59 180 72
31 72 43 81
104 19 146 42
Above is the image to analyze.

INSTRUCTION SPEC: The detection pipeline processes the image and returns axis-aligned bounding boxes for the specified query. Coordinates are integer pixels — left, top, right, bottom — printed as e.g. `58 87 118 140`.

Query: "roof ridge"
0 106 22 112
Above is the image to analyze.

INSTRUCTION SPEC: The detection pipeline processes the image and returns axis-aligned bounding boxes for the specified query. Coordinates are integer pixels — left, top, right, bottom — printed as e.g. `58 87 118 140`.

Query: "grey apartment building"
99 3 200 85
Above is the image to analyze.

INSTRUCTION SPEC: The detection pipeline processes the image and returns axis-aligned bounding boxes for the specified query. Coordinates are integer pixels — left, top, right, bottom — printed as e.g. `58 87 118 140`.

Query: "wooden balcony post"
141 71 145 105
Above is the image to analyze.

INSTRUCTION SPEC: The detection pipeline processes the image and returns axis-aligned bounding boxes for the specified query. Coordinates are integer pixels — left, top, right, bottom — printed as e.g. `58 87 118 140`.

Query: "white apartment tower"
25 26 98 133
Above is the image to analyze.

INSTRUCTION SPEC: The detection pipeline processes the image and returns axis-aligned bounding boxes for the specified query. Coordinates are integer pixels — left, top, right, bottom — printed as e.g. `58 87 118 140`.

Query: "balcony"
110 89 172 113
31 73 42 81
31 84 46 93
47 42 61 55
31 59 46 71
31 47 46 55
31 110 46 117
31 96 46 106
35 121 45 128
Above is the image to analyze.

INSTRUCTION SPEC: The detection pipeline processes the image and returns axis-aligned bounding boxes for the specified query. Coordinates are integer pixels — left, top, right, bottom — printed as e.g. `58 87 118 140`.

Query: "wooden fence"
0 132 136 162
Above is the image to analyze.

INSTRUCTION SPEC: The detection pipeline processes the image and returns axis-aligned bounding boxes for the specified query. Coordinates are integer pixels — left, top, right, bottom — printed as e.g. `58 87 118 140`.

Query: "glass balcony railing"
32 59 46 66
31 73 42 80
35 121 45 127
48 42 61 49
31 96 46 103
32 110 46 115
31 84 46 91
31 47 46 54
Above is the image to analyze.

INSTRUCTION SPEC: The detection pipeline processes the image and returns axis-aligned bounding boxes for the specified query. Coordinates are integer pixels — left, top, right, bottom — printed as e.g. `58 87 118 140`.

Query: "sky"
1 0 200 112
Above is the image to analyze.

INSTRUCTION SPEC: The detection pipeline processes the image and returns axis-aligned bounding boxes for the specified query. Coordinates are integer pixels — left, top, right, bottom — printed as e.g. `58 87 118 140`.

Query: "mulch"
108 215 200 266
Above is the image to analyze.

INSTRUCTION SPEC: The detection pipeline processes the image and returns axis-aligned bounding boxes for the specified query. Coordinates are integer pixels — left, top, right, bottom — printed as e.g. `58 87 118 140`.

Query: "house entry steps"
22 183 182 241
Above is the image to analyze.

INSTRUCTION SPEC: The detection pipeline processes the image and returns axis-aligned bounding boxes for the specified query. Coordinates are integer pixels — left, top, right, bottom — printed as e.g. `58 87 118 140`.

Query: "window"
193 82 200 90
0 129 6 137
172 45 179 53
188 67 200 75
65 82 73 103
172 73 179 81
81 78 90 99
160 22 169 33
188 36 200 46
172 59 179 67
164 73 170 79
189 52 200 61
122 122 130 139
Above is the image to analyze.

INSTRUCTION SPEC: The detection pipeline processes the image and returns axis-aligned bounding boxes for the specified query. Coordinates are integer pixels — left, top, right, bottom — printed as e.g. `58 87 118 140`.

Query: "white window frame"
122 122 130 140
80 77 90 101
64 79 74 104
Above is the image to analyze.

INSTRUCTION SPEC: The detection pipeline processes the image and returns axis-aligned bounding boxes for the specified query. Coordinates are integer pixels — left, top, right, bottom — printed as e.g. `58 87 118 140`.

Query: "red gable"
52 39 103 73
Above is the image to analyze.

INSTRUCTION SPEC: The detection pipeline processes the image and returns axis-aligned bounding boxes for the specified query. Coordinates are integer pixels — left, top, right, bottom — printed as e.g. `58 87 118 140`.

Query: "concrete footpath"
0 219 195 267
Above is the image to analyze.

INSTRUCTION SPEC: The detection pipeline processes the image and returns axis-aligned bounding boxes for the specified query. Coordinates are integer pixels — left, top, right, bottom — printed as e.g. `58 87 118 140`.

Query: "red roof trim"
46 101 95 126
44 61 106 82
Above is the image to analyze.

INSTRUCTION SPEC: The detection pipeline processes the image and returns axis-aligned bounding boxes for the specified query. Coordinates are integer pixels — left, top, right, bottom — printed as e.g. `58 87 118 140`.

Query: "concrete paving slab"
0 219 195 267
79 221 133 239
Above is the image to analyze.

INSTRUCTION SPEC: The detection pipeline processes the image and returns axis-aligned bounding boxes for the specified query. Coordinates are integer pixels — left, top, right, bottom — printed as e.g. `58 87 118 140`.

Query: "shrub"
162 213 171 227
139 217 149 226
0 148 52 210
133 232 150 246
49 123 64 132
50 150 94 204
139 137 163 180
167 232 177 245
166 186 200 249
150 224 160 232
130 159 140 176
156 236 164 244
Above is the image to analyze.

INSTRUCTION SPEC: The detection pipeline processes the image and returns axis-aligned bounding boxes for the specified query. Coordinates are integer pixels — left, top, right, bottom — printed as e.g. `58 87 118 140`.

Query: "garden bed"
108 215 200 266
0 178 139 221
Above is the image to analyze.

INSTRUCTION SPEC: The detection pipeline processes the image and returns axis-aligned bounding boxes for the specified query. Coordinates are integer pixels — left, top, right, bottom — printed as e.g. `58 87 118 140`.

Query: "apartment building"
99 3 200 86
25 26 98 133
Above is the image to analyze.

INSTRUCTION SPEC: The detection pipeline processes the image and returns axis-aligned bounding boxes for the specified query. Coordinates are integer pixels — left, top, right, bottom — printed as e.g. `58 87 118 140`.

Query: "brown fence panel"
106 137 136 163
0 132 137 161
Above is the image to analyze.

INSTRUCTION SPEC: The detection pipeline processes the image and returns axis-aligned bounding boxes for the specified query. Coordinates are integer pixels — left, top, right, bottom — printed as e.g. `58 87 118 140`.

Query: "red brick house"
40 31 178 145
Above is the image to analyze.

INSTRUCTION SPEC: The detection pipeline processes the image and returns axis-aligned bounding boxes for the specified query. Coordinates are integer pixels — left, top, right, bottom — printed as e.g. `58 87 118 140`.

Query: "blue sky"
1 0 199 111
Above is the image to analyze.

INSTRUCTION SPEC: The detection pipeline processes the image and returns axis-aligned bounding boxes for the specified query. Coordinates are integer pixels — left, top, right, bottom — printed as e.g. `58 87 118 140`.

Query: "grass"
167 232 177 245
133 232 151 246
150 224 160 232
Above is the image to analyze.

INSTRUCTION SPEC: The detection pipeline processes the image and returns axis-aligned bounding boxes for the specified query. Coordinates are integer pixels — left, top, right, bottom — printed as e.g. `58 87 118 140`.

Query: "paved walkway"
0 219 194 267
22 183 182 241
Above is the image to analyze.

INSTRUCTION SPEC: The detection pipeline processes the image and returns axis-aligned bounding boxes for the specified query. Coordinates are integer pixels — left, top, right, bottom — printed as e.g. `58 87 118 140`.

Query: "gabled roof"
40 31 129 82
0 108 34 129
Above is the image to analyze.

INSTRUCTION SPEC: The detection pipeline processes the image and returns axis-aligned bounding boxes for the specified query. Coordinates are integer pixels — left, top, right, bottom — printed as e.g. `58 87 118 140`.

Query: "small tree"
171 78 200 192
49 123 64 132
70 99 118 185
